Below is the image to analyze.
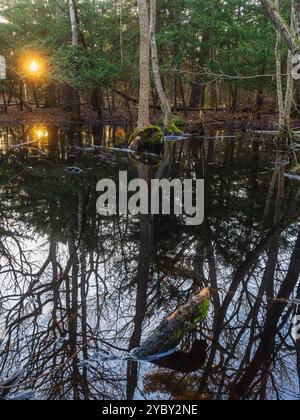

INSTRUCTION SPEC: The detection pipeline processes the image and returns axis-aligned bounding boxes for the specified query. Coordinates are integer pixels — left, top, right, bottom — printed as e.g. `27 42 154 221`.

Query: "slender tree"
150 0 173 131
68 0 81 120
137 0 151 129
69 0 79 47
274 0 294 134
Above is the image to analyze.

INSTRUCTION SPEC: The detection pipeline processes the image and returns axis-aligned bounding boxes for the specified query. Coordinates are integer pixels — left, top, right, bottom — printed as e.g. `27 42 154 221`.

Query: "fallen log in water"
131 288 211 360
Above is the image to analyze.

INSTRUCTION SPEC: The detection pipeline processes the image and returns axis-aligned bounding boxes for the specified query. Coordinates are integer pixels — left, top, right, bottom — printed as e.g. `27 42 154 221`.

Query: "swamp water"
0 123 299 400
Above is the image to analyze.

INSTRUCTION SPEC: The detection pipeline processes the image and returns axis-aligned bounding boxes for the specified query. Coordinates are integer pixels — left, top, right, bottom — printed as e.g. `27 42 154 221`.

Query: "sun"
20 53 47 79
33 126 48 141
28 60 40 73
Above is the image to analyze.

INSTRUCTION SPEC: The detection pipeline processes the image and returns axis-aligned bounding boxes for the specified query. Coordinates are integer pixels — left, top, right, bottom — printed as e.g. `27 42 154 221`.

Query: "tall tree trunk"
62 83 73 111
274 0 294 134
256 88 264 111
44 82 57 108
91 88 102 118
2 88 7 113
275 8 285 129
149 0 173 130
284 48 294 129
68 0 81 121
295 0 300 38
229 83 238 112
294 1 300 114
179 76 188 117
210 81 218 109
69 0 79 47
189 33 210 109
137 0 151 129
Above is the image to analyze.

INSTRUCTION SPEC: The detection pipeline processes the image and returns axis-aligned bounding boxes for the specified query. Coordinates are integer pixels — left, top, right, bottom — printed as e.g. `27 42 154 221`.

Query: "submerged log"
131 288 211 360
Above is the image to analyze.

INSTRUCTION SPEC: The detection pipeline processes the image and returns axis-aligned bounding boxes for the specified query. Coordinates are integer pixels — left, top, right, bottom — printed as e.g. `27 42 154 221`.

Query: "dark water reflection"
0 123 300 400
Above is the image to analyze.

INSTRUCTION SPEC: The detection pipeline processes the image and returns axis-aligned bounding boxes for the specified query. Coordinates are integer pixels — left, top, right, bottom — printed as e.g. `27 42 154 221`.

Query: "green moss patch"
172 115 187 132
172 299 210 340
129 125 164 153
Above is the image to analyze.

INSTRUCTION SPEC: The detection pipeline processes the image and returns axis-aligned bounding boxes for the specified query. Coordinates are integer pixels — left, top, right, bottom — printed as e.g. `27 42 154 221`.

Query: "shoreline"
0 108 295 131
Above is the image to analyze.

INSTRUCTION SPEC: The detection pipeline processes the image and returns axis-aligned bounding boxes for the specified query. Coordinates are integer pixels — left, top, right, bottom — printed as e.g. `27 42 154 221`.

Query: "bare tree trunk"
2 88 7 113
44 82 57 108
150 0 173 130
189 32 210 108
260 0 300 51
284 1 297 127
284 48 294 128
68 0 81 121
275 14 285 128
274 0 294 134
69 0 79 47
295 0 300 38
137 0 151 129
179 76 188 116
32 83 40 108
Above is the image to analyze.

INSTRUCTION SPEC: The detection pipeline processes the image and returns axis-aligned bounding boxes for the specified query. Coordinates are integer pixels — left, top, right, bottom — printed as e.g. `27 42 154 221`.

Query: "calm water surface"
0 123 299 400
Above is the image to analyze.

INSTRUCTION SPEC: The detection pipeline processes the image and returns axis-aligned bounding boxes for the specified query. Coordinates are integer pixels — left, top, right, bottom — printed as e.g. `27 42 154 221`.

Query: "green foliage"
198 299 210 321
186 299 210 330
173 116 187 131
167 122 183 135
0 0 137 89
0 0 287 107
167 115 187 134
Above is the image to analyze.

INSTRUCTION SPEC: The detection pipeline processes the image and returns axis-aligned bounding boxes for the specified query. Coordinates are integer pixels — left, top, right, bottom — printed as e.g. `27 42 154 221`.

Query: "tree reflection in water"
0 125 300 400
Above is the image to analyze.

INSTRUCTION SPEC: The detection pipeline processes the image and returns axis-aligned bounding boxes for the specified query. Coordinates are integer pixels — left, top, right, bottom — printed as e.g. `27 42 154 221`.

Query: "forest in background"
0 0 297 124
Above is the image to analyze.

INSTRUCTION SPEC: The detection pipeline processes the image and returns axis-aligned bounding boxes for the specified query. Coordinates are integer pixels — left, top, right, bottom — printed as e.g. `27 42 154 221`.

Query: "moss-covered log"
131 288 211 360
166 115 187 134
129 125 164 154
